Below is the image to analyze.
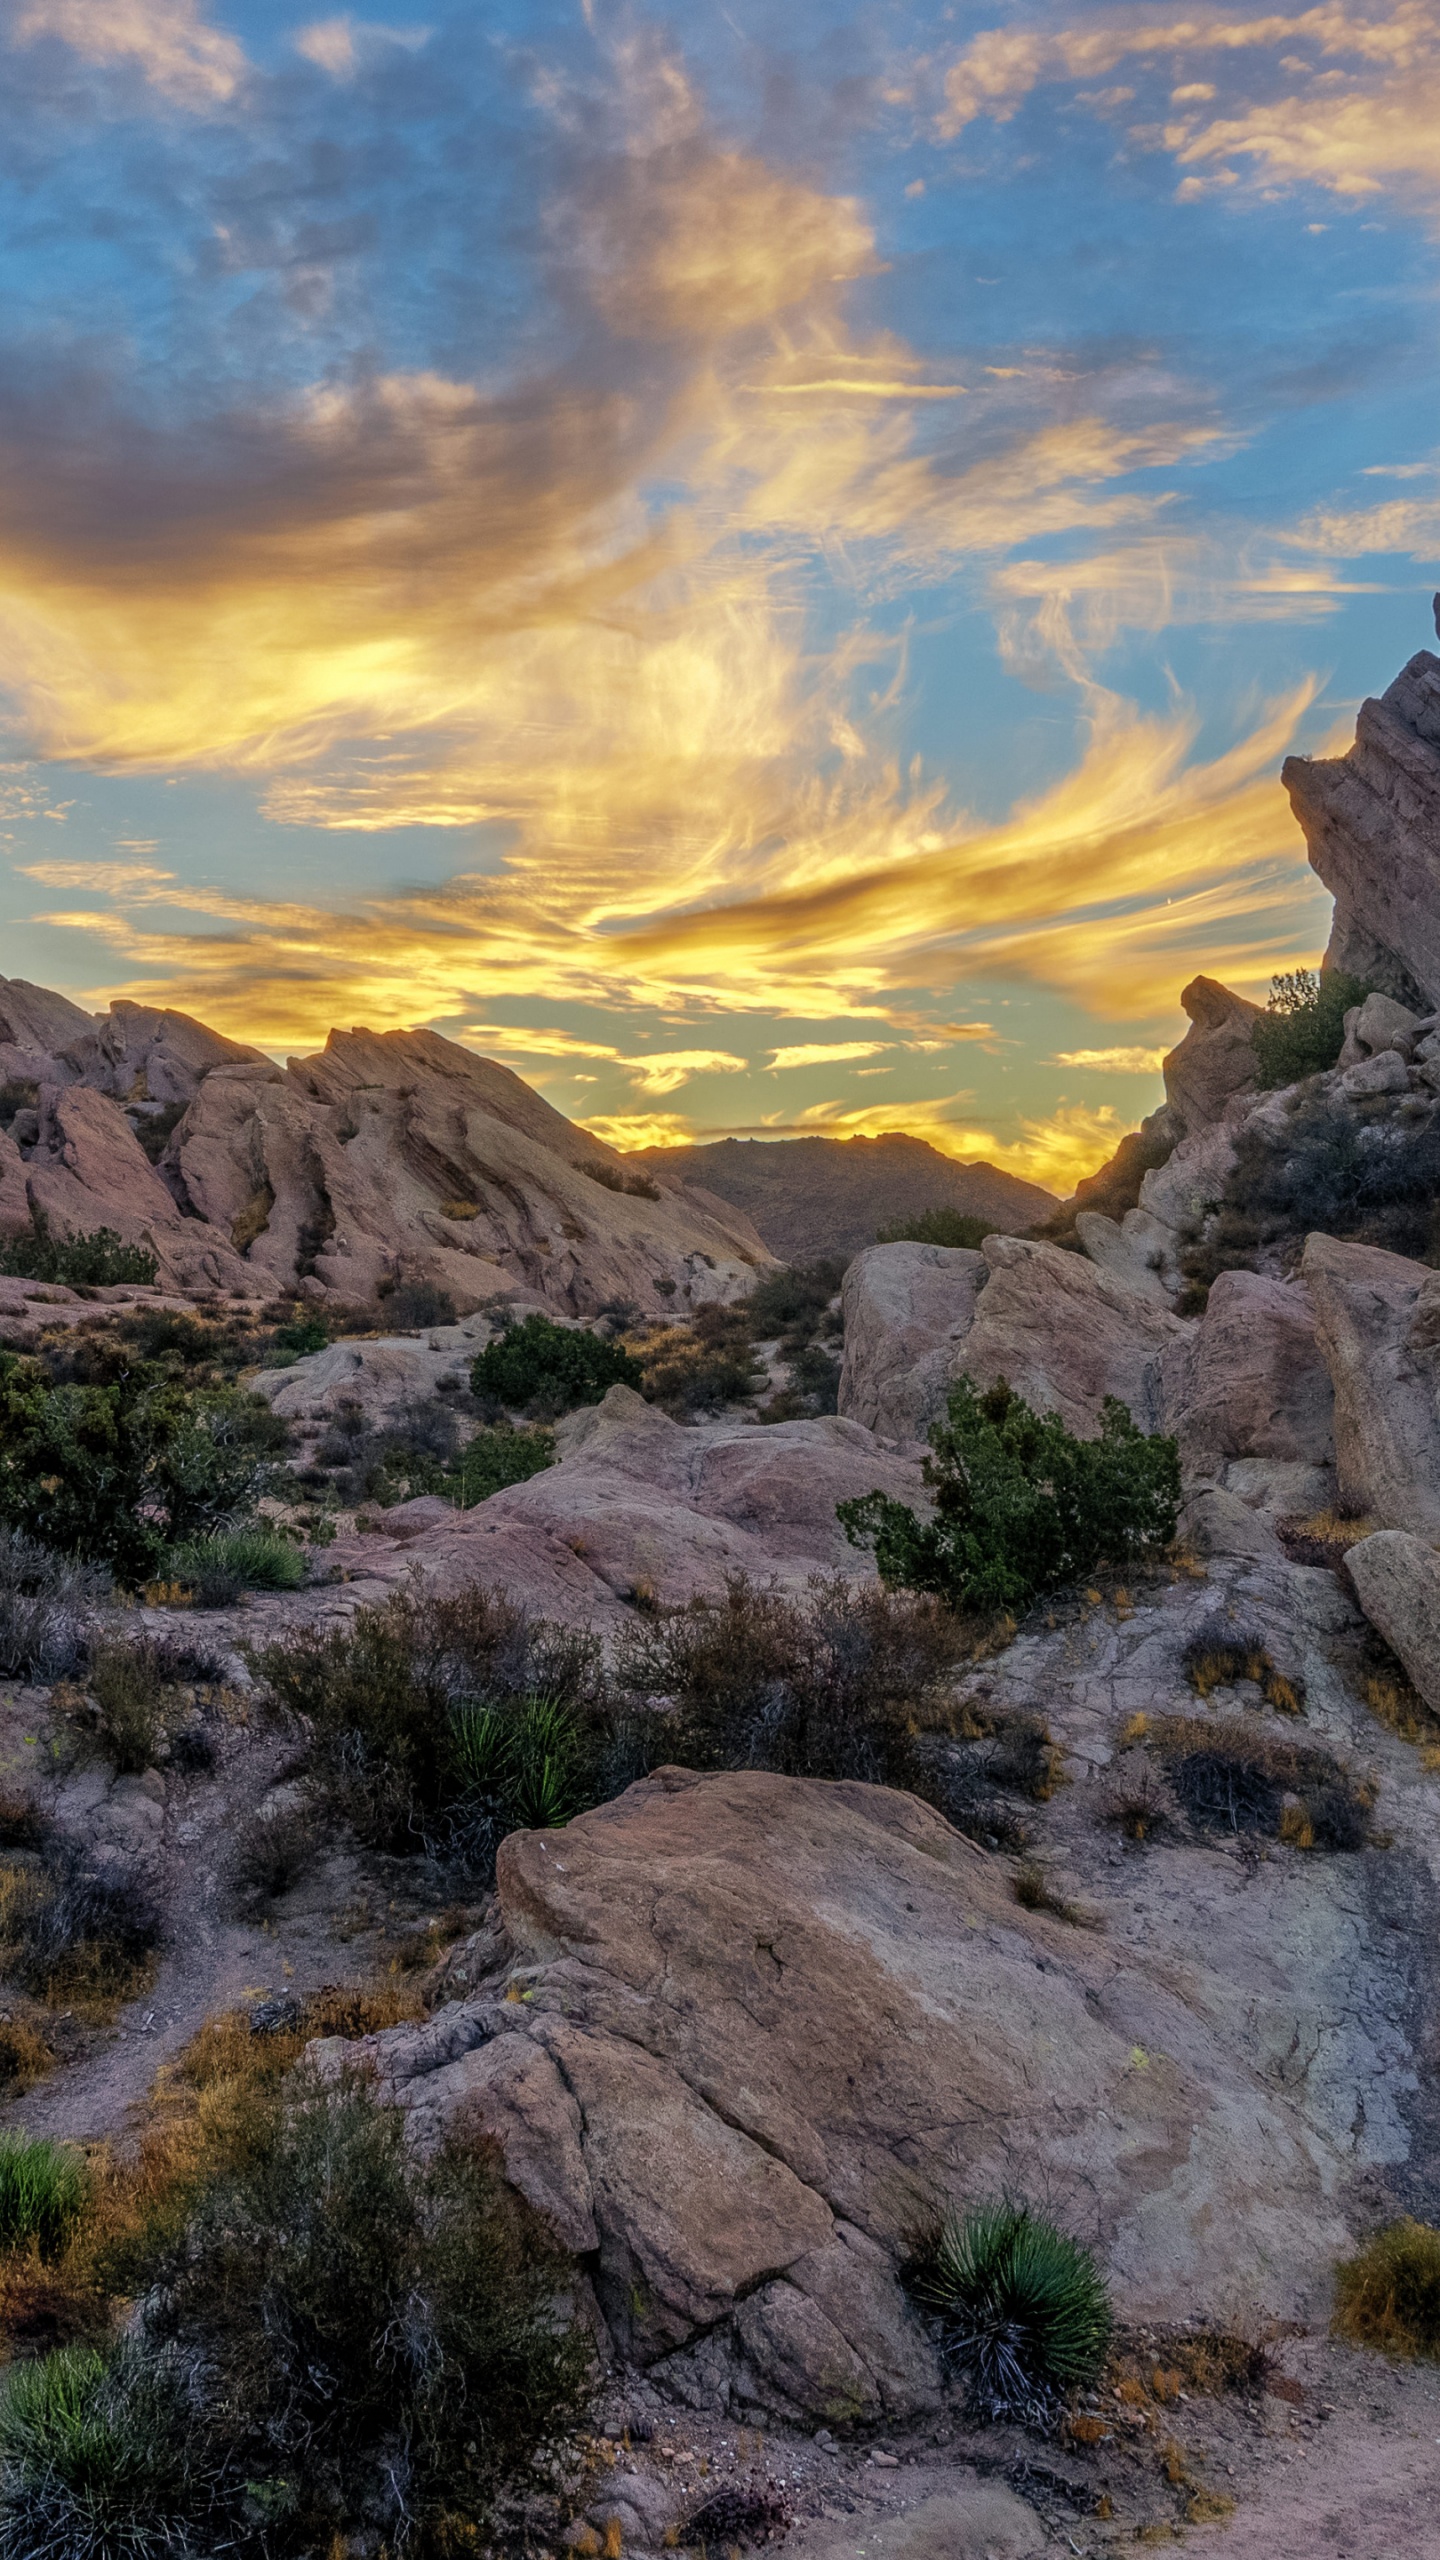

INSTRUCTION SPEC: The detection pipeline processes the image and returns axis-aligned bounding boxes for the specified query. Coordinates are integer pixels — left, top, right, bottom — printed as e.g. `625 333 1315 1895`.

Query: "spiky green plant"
171 1525 305 1606
0 2342 220 2560
914 2202 1112 2420
450 1693 590 1834
0 2134 87 2261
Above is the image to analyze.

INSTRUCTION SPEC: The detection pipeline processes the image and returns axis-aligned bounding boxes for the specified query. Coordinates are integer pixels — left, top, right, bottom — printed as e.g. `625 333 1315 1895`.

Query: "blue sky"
0 0 1436 1189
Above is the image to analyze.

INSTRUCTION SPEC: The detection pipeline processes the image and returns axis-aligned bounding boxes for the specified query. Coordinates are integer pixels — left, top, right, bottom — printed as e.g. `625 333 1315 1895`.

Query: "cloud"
1052 1044 1168 1072
578 1110 696 1151
9 0 246 107
766 1040 890 1069
939 4 1440 223
19 856 173 888
293 15 429 81
785 1087 1125 1190
616 1048 748 1093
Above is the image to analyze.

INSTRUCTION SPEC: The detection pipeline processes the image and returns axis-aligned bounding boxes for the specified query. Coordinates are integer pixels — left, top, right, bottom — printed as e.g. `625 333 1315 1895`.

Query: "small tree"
1251 967 1370 1089
470 1313 642 1416
838 1376 1180 1615
875 1208 990 1249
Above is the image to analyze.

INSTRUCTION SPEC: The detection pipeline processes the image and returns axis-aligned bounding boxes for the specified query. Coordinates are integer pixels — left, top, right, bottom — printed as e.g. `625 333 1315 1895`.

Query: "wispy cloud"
1053 1044 1168 1072
9 0 247 107
293 15 429 81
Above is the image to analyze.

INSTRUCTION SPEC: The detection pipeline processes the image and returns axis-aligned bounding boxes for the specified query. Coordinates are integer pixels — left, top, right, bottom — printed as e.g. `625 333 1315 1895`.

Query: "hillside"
631 1131 1055 1261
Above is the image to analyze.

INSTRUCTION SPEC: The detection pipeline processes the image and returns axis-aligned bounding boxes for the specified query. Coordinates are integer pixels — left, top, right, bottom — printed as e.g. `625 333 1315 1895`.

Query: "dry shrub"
1011 1862 1096 1927
230 1799 319 1911
1109 2327 1266 2400
1141 1714 1372 1850
0 1841 162 2018
1099 1749 1184 1843
1182 1629 1305 1715
1333 2218 1440 2359
1279 1509 1378 1569
0 2016 54 2099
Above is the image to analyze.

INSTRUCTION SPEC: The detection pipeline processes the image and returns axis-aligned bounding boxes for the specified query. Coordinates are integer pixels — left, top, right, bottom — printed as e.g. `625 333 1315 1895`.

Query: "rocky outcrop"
0 975 94 1083
1284 648 1440 1009
1162 975 1263 1134
1165 1271 1334 1477
62 1000 262 1113
23 1085 254 1297
1301 1235 1440 1535
837 1244 986 1445
960 1234 1186 1434
1346 1532 1440 1716
165 1027 769 1317
313 1762 1366 2418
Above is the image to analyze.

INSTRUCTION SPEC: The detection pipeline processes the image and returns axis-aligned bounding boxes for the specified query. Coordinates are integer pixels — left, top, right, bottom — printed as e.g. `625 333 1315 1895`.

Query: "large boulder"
1346 1531 1440 1715
1301 1234 1440 1534
0 974 94 1084
1283 646 1440 1009
1165 1270 1334 1476
1162 975 1263 1133
837 1243 986 1445
314 1765 1362 2418
959 1234 1186 1434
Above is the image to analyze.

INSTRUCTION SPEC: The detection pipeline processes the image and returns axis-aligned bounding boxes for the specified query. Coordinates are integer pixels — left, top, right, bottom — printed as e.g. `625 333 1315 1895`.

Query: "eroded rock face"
1162 975 1263 1134
313 1762 1370 2418
960 1234 1186 1435
1284 649 1440 1009
837 1243 986 1445
23 1086 254 1296
1302 1235 1440 1534
0 975 94 1083
1165 1270 1335 1477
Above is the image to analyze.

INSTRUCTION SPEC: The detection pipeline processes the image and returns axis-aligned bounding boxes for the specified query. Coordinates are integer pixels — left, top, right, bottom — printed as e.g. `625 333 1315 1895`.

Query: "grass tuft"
0 2135 87 2261
913 2201 1113 2422
171 1523 305 1607
1333 2218 1440 2360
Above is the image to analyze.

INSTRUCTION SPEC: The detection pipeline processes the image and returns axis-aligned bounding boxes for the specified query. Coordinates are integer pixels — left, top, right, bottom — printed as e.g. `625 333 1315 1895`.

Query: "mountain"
630 1132 1056 1262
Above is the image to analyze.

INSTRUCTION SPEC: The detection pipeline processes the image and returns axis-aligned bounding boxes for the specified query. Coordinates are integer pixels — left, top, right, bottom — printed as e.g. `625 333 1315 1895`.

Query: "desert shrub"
0 1351 280 1585
271 1310 330 1358
252 1583 600 1857
128 2072 591 2550
618 1572 967 1788
0 2021 55 2102
0 2339 225 2560
448 1693 593 1867
912 2202 1113 2421
1099 1749 1184 1842
1139 1714 1371 1849
745 1259 846 1339
446 1422 553 1506
341 1412 554 1510
1179 1086 1440 1308
876 1206 991 1249
1011 1862 1090 1925
379 1279 456 1331
0 1222 158 1289
86 1638 167 1774
0 1533 107 1680
1332 2218 1440 2359
231 1802 319 1912
686 2485 793 2549
638 1306 765 1417
471 1314 642 1417
171 1523 305 1606
578 1159 661 1199
1183 1630 1305 1715
0 2136 86 2261
840 1378 1181 1617
131 1100 188 1165
0 1841 162 2012
1251 967 1371 1090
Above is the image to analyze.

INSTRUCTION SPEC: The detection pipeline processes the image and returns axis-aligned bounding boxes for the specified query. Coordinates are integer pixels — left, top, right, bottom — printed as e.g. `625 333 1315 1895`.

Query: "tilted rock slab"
23 1085 254 1296
837 1243 987 1445
1161 973 1263 1135
1163 1269 1335 1478
1302 1234 1440 1534
313 1766 1360 2422
1284 646 1440 1009
1347 1531 1440 1716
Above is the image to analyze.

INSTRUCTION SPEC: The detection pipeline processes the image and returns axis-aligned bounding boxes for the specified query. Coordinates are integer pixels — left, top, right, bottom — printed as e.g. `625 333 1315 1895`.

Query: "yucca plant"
450 1693 590 1836
914 2201 1112 2421
171 1527 305 1608
0 2341 222 2559
0 2134 87 2261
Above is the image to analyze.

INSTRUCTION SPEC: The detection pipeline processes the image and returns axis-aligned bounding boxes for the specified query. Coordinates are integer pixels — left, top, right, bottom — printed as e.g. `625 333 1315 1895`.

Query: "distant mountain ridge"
630 1132 1056 1262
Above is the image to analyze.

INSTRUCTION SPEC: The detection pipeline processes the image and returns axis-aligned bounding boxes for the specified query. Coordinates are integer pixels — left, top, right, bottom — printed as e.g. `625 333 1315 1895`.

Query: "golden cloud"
10 0 246 106
1053 1045 1168 1072
766 1040 891 1070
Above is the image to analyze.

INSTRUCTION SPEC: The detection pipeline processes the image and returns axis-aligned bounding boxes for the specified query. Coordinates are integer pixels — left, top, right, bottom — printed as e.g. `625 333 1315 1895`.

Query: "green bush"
876 1207 991 1249
251 1583 600 1859
913 2202 1113 2418
450 1692 593 1846
839 1377 1180 1615
0 1223 158 1289
1251 967 1371 1089
134 2074 590 2550
0 2340 223 2560
87 1638 167 1774
471 1314 642 1416
171 1524 305 1607
0 2135 86 2260
0 1352 279 1586
1333 2217 1440 2359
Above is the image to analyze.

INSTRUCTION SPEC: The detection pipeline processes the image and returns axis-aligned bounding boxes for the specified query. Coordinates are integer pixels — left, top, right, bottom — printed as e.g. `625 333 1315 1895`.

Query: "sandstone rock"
1346 1531 1440 1716
783 2485 1046 2560
319 1765 1364 2414
1340 1048 1410 1101
1165 1271 1334 1475
169 1026 770 1318
0 975 94 1063
836 1244 986 1444
1346 991 1424 1062
1284 648 1440 1008
251 1321 522 1428
23 1085 253 1297
59 1000 262 1111
1302 1235 1440 1534
1073 1210 1173 1305
0 1130 29 1239
960 1233 1187 1434
1162 975 1262 1133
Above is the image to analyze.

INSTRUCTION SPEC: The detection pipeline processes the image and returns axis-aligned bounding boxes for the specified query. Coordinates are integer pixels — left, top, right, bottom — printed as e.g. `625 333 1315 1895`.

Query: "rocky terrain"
3 632 1440 2556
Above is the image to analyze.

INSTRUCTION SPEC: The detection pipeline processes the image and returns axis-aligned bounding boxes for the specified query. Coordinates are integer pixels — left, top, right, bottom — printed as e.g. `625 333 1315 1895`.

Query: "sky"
0 2 1437 1192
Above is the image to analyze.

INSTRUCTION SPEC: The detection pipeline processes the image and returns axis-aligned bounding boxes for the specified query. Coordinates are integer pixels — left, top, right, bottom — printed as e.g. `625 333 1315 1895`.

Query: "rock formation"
1284 649 1440 1009
1301 1235 1440 1535
1161 974 1263 1134
0 980 771 1316
313 1761 1371 2422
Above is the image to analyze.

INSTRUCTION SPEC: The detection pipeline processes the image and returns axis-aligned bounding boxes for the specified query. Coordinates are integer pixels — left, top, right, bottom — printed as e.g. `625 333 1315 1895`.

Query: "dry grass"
1099 1749 1184 1843
1183 1633 1305 1715
1333 2218 1440 2359
1137 1713 1373 1850
0 2015 55 2099
1011 1862 1098 1927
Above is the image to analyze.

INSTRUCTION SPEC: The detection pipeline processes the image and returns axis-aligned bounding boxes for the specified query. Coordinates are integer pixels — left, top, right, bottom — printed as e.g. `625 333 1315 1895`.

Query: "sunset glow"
2 0 1436 1185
